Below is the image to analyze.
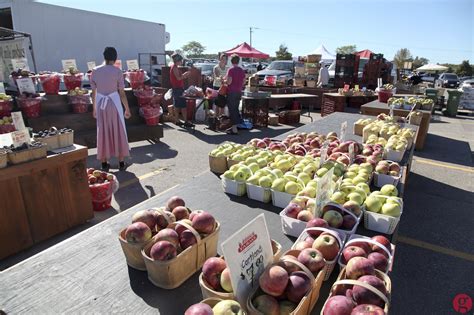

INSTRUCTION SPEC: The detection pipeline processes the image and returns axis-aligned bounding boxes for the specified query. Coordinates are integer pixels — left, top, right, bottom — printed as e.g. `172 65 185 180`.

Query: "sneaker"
119 161 127 171
101 162 110 172
184 121 195 128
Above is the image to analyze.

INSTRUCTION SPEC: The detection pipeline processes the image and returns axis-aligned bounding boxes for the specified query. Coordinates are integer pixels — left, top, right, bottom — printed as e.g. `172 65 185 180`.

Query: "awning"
224 42 269 59
356 49 374 59
415 64 448 72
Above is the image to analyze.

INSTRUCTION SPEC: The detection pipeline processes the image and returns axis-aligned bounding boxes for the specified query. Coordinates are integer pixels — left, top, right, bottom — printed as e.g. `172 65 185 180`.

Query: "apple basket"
89 174 119 211
291 227 345 281
18 97 42 118
142 220 220 289
209 154 228 174
363 197 403 235
320 268 391 315
0 100 13 117
39 73 60 94
337 234 395 274
139 106 162 126
126 70 146 89
134 88 154 107
377 90 393 103
246 183 272 203
69 94 92 114
373 162 402 188
246 251 324 315
271 174 305 209
221 176 247 197
118 228 154 271
384 146 406 163
63 73 83 90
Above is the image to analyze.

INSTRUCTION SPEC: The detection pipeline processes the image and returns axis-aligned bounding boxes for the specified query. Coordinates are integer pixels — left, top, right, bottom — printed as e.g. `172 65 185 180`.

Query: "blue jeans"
227 92 242 125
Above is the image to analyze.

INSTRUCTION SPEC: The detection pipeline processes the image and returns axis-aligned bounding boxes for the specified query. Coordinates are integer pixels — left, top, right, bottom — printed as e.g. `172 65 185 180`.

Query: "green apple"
359 162 373 173
347 192 364 205
271 178 287 192
352 176 367 185
380 184 398 197
272 169 284 178
353 187 367 201
245 157 258 165
222 171 235 180
239 167 252 180
333 167 343 178
381 202 401 217
316 168 328 177
248 163 260 173
356 182 370 195
298 187 316 198
344 171 357 179
285 181 302 195
247 175 260 185
257 158 267 168
306 180 318 188
342 178 354 184
303 165 316 176
364 196 383 213
234 170 247 182
213 300 244 315
330 191 346 204
298 173 311 185
321 161 334 170
340 184 355 195
259 176 273 188
231 153 244 161
386 196 403 205
230 164 241 172
276 159 291 171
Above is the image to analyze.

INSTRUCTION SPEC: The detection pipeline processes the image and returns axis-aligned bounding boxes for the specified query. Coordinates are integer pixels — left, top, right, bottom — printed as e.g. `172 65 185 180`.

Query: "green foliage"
275 44 292 60
336 45 357 54
411 56 429 69
393 48 413 68
457 60 473 76
181 41 206 58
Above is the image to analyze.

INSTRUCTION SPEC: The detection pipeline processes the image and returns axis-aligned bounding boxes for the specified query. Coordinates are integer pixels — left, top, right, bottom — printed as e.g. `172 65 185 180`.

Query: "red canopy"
224 42 269 59
356 49 373 58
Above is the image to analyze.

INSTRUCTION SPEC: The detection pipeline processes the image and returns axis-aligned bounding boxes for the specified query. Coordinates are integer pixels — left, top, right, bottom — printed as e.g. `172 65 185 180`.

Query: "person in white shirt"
212 53 228 117
317 61 329 87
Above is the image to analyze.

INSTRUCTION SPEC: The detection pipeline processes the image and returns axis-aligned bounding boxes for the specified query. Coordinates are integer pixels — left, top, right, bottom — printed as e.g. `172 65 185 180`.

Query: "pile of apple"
185 300 244 315
123 196 217 261
227 145 259 163
339 235 393 273
384 135 408 153
375 160 401 177
200 257 233 294
209 142 245 158
352 144 384 166
363 185 402 218
354 118 374 127
87 168 114 185
293 228 341 263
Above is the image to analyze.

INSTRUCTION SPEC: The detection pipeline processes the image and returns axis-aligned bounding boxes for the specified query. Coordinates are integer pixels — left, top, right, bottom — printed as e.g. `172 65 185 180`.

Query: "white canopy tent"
416 64 448 72
308 44 336 63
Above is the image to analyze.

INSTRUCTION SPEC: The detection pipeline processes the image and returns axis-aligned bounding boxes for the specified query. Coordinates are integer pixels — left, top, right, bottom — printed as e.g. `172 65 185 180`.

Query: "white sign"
114 60 122 70
320 141 329 164
221 214 273 307
11 111 26 131
0 133 13 147
389 105 394 118
0 82 5 94
315 167 334 217
16 77 36 94
87 61 96 71
62 59 78 71
11 58 29 71
349 143 355 163
340 121 348 142
11 129 30 147
126 59 139 71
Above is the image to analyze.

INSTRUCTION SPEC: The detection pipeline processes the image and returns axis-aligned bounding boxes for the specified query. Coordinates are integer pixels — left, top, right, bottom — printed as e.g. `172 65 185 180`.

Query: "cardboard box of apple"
363 185 403 235
373 160 402 188
338 234 394 274
185 298 246 315
291 227 345 281
247 249 325 315
209 142 250 174
353 118 374 136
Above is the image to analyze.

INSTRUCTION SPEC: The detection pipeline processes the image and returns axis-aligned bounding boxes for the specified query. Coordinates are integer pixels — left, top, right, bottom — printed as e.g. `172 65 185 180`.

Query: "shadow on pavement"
113 170 151 211
414 133 473 167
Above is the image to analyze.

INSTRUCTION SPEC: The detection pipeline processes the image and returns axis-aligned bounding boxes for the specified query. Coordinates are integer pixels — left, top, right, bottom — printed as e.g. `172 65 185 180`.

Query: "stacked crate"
294 55 321 87
294 62 306 87
360 53 385 89
334 54 360 88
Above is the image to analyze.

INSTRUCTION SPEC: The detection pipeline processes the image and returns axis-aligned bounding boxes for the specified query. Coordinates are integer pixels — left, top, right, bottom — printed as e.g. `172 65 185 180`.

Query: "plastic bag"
164 89 173 101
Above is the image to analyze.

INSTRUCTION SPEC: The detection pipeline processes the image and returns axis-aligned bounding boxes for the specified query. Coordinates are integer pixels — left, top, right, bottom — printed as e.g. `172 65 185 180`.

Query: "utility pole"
249 26 259 48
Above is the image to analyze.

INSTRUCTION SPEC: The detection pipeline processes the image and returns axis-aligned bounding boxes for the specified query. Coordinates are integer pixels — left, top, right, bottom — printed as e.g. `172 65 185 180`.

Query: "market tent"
356 49 373 59
223 42 269 59
415 64 448 72
307 44 336 62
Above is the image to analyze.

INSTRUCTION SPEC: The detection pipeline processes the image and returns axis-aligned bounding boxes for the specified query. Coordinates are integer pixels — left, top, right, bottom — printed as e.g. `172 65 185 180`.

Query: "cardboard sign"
0 133 13 147
221 214 273 307
16 77 36 94
389 105 394 118
11 129 30 147
11 111 25 131
87 61 96 71
320 141 329 164
11 58 29 70
340 121 348 142
126 59 139 71
315 167 334 217
62 59 78 71
114 60 122 70
0 82 5 94
349 143 355 163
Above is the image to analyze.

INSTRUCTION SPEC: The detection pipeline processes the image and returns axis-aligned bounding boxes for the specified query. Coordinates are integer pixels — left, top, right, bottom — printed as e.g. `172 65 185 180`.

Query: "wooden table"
269 93 319 121
321 93 378 116
0 113 416 314
298 87 338 109
361 100 431 150
0 144 93 259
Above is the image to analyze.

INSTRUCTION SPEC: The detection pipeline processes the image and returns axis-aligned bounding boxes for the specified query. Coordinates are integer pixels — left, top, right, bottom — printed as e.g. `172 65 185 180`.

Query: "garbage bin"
445 90 463 117
425 88 439 113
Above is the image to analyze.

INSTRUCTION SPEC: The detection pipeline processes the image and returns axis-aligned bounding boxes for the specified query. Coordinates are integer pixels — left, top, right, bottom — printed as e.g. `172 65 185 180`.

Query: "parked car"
435 73 460 88
421 73 438 83
243 63 258 74
255 60 295 85
459 79 474 89
193 63 216 76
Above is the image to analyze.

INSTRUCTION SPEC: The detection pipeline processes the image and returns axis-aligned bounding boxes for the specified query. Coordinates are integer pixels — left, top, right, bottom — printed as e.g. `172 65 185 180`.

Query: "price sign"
315 167 334 217
11 111 25 131
340 121 348 142
126 59 139 71
0 133 13 147
114 60 122 70
349 143 355 163
11 58 29 70
0 82 5 94
87 61 96 71
221 214 273 307
320 141 329 164
11 129 30 147
16 77 36 94
389 105 394 118
62 59 78 71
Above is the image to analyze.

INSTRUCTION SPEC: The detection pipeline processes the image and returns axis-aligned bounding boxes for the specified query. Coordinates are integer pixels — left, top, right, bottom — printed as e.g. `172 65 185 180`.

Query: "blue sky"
41 0 473 64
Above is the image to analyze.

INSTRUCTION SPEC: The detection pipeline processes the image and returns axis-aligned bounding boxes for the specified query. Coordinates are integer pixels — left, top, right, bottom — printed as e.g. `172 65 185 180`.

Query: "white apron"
95 91 129 144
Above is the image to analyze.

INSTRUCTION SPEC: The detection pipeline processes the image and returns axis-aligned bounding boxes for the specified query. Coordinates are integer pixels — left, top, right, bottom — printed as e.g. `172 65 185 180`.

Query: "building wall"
1 0 167 72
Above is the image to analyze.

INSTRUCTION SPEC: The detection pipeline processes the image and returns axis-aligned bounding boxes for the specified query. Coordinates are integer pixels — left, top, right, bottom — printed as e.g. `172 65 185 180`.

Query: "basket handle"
345 238 392 260
302 227 343 249
152 207 174 225
280 256 316 282
330 279 390 308
174 220 202 244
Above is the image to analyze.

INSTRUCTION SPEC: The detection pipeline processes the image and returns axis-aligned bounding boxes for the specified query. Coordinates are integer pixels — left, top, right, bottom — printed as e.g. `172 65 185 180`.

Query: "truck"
0 0 170 79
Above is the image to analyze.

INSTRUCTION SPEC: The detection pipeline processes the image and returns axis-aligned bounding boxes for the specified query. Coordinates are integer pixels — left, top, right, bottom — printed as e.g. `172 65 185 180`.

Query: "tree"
336 45 357 55
393 48 413 79
275 44 292 60
457 60 473 77
181 41 206 58
412 56 429 69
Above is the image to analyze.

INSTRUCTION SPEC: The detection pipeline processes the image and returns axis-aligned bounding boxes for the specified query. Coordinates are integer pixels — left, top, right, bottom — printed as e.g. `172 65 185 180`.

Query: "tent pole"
27 34 38 73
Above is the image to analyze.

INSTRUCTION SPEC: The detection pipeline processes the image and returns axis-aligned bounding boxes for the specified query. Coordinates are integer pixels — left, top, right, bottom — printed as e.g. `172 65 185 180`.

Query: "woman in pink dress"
91 47 131 171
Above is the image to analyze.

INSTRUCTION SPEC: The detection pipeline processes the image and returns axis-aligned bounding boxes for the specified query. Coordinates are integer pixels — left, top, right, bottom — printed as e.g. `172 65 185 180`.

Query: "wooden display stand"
299 87 338 109
321 93 346 116
0 145 93 259
27 89 163 148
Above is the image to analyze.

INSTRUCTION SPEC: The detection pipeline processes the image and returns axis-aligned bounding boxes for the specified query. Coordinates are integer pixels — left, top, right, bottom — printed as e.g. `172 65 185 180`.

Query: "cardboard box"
307 54 322 63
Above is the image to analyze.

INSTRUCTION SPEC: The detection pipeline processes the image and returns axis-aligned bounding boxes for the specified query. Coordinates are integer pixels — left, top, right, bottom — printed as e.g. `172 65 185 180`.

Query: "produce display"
125 69 146 89
2 141 47 165
185 299 244 315
0 116 15 134
87 168 118 211
63 67 83 91
388 96 434 111
38 71 61 95
10 68 37 86
68 88 92 113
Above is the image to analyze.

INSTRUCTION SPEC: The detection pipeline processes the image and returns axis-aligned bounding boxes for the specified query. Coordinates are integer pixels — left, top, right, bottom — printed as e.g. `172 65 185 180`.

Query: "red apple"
88 176 97 184
350 241 372 255
312 234 340 261
371 236 392 257
154 209 171 230
124 222 152 243
149 240 177 261
179 229 197 250
185 303 213 315
352 275 387 307
175 219 193 236
345 257 375 280
284 203 302 219
297 210 314 222
306 218 329 237
202 257 227 291
286 271 312 303
278 256 300 275
342 246 367 265
156 228 179 247
323 295 354 315
172 206 189 220
351 304 386 315
297 248 325 273
294 241 312 251
342 215 357 230
192 211 216 234
132 209 157 230
166 196 185 211
367 252 389 272
343 201 361 216
259 265 289 297
252 294 280 315
87 168 94 175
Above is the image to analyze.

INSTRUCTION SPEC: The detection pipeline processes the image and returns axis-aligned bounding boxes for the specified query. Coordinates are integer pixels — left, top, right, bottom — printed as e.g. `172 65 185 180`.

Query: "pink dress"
90 65 130 160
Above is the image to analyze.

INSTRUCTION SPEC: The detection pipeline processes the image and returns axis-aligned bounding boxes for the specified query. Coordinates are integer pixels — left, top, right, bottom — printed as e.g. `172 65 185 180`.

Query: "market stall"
321 92 378 116
1 112 416 315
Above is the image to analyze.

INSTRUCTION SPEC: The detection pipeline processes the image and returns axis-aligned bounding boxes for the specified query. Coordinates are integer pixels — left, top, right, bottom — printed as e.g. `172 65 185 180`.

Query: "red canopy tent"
356 49 373 58
224 42 269 59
